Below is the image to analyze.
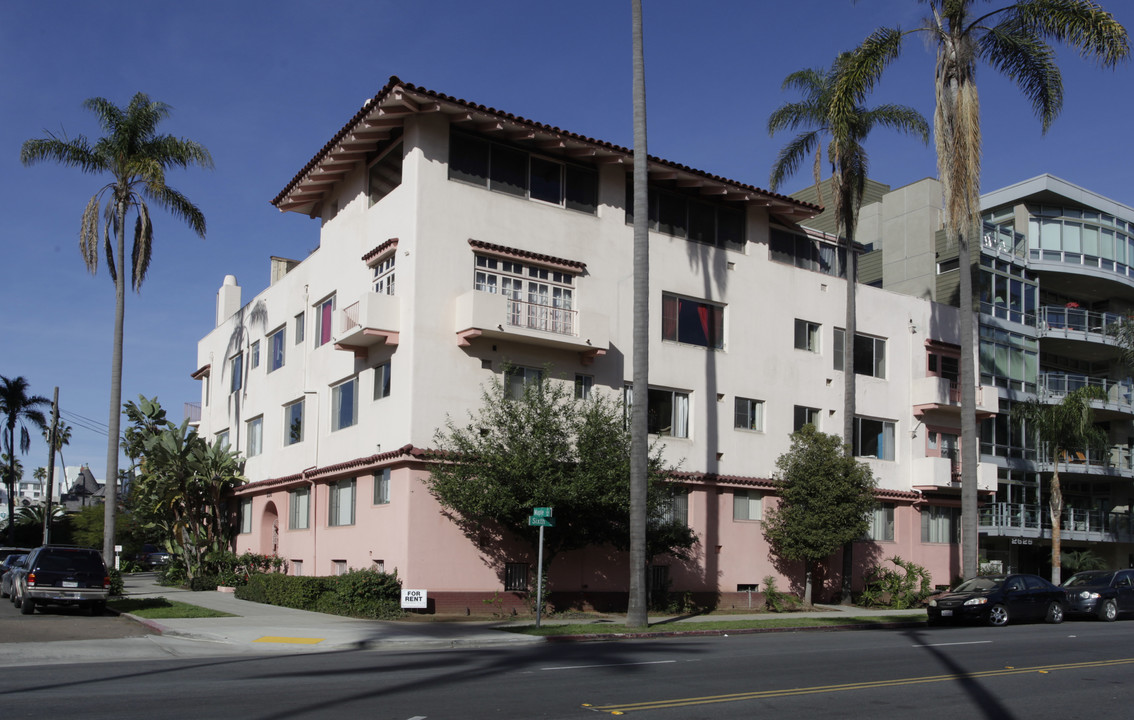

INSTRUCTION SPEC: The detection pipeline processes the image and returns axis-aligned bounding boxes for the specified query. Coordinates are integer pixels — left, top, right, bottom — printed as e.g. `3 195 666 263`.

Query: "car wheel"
1045 601 1064 624
987 603 1010 627
1098 599 1118 622
20 597 35 615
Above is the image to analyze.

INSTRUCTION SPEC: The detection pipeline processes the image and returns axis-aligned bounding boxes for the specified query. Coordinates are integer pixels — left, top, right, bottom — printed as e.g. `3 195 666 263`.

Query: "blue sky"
3 0 1133 484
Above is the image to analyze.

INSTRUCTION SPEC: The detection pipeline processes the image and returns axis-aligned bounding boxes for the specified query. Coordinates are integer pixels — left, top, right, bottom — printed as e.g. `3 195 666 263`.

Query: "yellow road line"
253 636 325 645
585 657 1134 713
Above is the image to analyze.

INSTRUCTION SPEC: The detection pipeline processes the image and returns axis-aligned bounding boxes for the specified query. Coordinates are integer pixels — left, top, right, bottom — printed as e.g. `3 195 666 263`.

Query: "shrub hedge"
234 568 403 620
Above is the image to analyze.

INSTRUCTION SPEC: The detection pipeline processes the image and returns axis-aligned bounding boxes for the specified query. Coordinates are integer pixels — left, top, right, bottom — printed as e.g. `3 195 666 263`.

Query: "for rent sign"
401 588 428 609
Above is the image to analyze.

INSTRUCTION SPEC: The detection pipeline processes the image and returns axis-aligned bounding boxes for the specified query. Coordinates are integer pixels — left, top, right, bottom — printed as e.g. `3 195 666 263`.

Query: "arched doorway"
260 501 279 556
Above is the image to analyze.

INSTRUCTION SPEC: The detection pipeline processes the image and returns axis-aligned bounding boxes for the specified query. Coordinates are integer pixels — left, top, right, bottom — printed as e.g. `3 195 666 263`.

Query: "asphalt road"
0 613 1131 719
0 591 152 643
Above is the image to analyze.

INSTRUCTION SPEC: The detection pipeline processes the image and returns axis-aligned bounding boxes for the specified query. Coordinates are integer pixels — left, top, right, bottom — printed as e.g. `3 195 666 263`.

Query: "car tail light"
27 572 36 587
103 576 111 589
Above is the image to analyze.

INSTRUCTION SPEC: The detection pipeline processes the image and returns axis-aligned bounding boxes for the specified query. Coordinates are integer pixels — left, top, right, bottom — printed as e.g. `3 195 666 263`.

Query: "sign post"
529 507 554 627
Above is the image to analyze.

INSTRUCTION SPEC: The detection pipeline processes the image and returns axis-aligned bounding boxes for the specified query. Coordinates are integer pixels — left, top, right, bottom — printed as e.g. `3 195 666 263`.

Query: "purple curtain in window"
320 301 333 345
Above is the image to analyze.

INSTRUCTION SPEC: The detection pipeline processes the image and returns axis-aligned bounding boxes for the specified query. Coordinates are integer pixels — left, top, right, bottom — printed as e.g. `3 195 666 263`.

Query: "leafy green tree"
22 94 213 562
1 375 50 544
849 0 1128 579
427 373 696 594
1062 548 1107 575
33 467 47 483
762 425 877 606
1012 386 1107 583
69 505 106 549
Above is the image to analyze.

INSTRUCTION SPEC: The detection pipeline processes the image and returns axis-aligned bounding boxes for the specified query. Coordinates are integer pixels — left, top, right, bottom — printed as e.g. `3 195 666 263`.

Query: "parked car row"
927 570 1134 627
0 545 110 615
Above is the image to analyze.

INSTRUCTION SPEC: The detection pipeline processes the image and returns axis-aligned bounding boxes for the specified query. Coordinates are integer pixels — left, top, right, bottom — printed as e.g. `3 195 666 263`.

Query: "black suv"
13 546 110 615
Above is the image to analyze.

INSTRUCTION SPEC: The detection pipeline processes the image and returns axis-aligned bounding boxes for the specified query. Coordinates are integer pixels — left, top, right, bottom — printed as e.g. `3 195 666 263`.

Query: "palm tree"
769 52 928 452
627 0 650 628
21 94 213 562
849 0 1128 579
1 376 50 544
1013 386 1107 583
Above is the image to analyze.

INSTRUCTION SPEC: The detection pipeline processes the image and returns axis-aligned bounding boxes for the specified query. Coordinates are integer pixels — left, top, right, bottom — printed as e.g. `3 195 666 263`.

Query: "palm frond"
103 213 117 287
80 194 103 274
768 131 821 191
20 134 104 174
146 185 207 238
1015 0 1130 66
132 202 153 291
981 23 1063 131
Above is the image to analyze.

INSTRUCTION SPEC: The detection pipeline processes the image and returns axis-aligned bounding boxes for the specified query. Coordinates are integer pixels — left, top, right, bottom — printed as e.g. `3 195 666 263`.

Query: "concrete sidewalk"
117 573 927 654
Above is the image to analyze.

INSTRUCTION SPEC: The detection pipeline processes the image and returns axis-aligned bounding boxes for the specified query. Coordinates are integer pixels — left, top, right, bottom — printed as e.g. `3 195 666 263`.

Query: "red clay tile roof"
468 239 586 272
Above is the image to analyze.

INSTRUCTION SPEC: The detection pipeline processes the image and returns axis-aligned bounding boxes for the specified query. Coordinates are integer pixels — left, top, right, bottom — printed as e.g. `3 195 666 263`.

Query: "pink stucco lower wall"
234 464 965 607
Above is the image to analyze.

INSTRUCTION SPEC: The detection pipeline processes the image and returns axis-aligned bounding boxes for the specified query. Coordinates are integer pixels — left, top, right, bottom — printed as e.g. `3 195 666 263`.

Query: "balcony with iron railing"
1038 372 1134 415
455 290 609 362
334 292 400 357
1037 306 1125 345
912 376 998 418
980 501 1134 543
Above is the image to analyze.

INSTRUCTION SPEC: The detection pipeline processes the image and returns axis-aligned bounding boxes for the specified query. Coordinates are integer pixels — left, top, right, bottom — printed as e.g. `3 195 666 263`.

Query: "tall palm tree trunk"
103 197 127 563
1049 458 1063 584
5 427 15 545
840 206 858 602
627 0 650 627
958 233 979 579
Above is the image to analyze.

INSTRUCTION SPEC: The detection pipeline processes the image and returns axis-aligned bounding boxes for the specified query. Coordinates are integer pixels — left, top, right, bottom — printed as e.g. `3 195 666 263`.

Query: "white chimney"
216 275 241 327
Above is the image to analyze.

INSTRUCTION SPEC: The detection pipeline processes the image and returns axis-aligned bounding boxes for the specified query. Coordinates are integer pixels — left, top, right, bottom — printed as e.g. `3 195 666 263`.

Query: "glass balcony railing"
980 501 1134 539
1039 372 1134 411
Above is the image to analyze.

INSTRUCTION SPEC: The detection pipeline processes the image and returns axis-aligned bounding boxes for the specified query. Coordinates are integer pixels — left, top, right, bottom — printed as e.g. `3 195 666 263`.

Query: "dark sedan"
1062 569 1134 621
927 573 1066 626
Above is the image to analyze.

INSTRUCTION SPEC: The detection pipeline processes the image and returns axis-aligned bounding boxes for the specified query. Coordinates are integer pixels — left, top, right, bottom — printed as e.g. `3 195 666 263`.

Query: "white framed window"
505 366 543 400
331 377 358 431
289 487 309 530
291 559 304 576
865 503 895 541
575 374 593 400
660 488 688 526
733 489 762 521
793 405 820 432
239 497 252 534
834 329 887 378
373 468 390 505
247 416 263 458
662 294 724 349
921 506 960 543
794 319 820 352
853 416 896 461
294 313 305 345
474 255 576 335
284 398 304 446
315 295 336 347
373 254 395 295
374 362 391 400
269 327 285 372
734 397 764 432
328 478 355 527
215 430 230 449
230 353 243 393
333 560 348 576
250 341 260 369
625 385 690 438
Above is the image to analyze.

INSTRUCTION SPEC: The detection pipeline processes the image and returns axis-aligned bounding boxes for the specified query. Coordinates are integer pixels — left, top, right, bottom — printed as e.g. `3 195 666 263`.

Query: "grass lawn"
502 614 925 636
109 597 238 619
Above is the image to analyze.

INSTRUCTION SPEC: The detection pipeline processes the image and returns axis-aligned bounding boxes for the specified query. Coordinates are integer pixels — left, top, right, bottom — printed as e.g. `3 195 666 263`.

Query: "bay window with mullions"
662 294 723 349
474 254 576 335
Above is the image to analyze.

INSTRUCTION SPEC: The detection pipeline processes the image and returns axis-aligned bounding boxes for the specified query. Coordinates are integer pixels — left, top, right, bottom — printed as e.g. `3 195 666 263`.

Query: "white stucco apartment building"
194 77 993 611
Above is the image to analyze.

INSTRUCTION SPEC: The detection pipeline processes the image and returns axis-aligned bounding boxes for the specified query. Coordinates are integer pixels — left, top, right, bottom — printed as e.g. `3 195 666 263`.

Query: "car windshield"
1063 572 1112 588
954 577 1002 593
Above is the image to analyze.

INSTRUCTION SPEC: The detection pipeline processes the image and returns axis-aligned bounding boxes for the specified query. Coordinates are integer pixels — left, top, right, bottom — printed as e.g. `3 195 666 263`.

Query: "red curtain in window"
320 301 333 344
662 295 678 340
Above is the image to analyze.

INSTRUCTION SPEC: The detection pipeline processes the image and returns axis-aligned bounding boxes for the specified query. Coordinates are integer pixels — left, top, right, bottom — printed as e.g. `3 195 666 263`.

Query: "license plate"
62 581 78 588
941 609 953 616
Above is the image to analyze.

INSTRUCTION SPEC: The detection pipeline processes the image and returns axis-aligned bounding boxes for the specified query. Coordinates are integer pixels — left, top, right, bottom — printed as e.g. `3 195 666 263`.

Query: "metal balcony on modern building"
454 290 609 363
912 456 998 494
1036 443 1134 478
1039 372 1134 416
980 501 1134 543
1037 306 1124 345
911 377 998 418
334 292 400 358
